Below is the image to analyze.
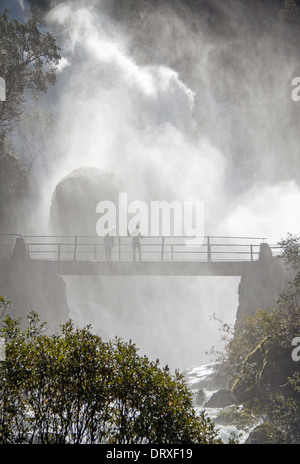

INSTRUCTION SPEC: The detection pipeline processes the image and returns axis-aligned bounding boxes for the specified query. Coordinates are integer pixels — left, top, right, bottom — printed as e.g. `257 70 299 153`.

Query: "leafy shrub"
0 310 222 444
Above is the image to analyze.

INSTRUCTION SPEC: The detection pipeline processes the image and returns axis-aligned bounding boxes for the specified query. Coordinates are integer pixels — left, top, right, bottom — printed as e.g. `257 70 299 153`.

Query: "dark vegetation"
0 0 299 444
211 234 300 443
0 306 223 444
0 10 60 231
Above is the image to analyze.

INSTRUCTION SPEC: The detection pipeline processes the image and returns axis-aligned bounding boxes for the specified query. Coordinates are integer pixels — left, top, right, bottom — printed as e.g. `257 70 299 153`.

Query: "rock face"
231 336 271 404
245 423 286 445
189 244 299 444
231 335 298 406
236 243 294 324
203 389 235 408
0 238 70 332
49 167 122 236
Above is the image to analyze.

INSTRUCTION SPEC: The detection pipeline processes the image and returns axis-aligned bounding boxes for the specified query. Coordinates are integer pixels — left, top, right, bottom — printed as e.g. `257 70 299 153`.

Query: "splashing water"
9 1 300 372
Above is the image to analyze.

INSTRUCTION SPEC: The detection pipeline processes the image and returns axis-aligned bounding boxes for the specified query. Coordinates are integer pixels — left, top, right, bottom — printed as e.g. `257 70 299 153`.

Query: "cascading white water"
7 1 300 374
41 2 240 372
41 1 300 242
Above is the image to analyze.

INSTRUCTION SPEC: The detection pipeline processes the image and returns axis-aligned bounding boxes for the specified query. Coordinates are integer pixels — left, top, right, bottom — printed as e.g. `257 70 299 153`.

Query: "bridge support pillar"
235 243 294 326
12 237 29 261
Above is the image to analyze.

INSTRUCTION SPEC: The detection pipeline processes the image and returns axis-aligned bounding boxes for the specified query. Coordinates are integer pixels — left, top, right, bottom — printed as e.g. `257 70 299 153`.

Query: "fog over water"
4 0 300 370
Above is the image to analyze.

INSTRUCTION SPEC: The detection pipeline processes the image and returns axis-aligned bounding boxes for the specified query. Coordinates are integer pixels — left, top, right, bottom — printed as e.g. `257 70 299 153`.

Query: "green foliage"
217 302 300 383
266 374 300 442
0 308 222 444
0 10 61 136
213 234 300 442
0 296 10 321
27 1 53 12
0 137 28 231
214 234 300 381
279 0 300 24
0 138 28 196
16 105 55 174
278 232 300 270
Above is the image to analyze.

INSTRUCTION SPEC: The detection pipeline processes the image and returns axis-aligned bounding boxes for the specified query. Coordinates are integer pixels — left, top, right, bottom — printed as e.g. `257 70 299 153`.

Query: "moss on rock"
214 404 259 430
245 422 287 444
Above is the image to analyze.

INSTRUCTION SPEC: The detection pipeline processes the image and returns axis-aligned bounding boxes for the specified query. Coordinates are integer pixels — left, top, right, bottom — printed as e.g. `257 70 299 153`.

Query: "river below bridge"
184 363 261 444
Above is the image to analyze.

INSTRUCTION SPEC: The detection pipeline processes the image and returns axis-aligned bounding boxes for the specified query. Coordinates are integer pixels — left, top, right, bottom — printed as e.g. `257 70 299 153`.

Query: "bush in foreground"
0 310 222 444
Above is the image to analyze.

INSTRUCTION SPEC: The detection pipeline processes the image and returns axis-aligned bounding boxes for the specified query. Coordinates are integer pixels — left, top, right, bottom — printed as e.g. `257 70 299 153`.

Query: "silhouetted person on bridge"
128 225 143 262
104 232 114 261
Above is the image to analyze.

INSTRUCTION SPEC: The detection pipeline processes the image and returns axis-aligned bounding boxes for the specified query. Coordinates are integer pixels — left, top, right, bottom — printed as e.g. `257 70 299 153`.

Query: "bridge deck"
30 259 258 276
0 234 274 277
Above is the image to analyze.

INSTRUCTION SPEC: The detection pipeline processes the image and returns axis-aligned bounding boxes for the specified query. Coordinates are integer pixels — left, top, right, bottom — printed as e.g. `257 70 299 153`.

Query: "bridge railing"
0 235 273 263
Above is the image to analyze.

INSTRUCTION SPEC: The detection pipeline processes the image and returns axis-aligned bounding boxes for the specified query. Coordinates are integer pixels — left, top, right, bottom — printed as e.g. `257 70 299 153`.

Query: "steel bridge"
0 234 279 276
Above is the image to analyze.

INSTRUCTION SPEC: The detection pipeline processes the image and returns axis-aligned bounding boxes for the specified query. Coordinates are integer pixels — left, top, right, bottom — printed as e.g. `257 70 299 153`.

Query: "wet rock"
49 167 122 236
245 422 287 444
193 389 206 406
214 404 258 430
231 335 298 405
236 244 294 324
203 389 235 408
0 240 70 332
12 237 29 261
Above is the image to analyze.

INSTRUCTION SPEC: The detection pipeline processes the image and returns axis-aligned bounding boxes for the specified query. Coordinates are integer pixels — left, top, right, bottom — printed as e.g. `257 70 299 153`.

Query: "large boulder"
49 167 122 236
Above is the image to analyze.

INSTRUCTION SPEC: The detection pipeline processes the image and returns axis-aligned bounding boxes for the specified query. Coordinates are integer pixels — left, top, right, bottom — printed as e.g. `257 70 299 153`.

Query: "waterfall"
5 0 300 372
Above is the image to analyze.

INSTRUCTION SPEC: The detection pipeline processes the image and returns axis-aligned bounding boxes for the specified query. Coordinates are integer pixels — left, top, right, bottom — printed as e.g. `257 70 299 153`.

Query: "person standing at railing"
128 224 144 262
104 232 114 261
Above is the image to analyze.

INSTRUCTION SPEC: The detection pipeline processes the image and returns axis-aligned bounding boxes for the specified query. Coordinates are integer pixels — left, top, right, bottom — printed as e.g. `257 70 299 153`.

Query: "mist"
40 0 300 238
4 0 300 370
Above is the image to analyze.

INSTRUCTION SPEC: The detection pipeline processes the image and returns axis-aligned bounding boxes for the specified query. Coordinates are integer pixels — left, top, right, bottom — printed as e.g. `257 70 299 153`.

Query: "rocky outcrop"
203 389 235 408
231 336 272 404
214 404 259 431
245 422 286 444
188 244 299 443
231 335 298 405
0 237 70 332
236 243 294 324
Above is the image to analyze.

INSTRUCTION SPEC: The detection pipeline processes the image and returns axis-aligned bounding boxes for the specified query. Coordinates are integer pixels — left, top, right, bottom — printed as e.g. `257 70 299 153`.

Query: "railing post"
171 244 174 262
250 244 253 261
73 236 77 261
161 237 165 262
119 236 121 262
58 243 61 261
207 236 211 262
94 243 97 261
